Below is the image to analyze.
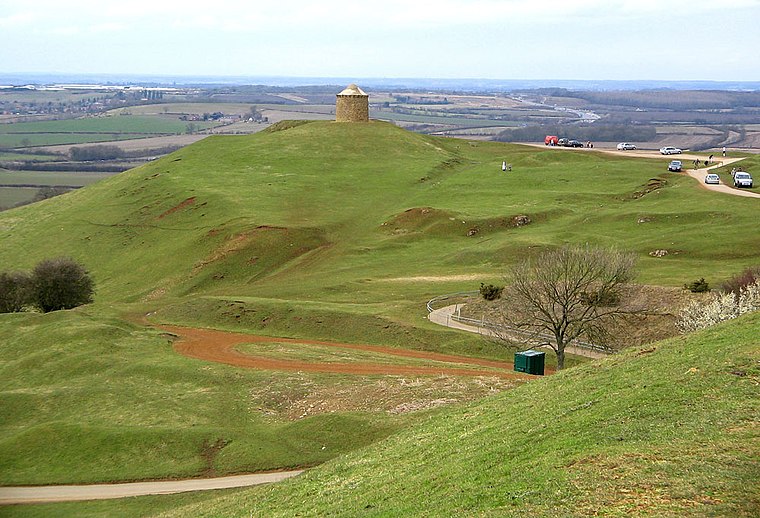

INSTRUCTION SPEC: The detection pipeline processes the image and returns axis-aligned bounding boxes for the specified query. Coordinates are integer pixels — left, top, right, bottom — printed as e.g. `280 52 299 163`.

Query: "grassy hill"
9 309 758 517
0 121 759 512
2 120 759 303
154 312 760 517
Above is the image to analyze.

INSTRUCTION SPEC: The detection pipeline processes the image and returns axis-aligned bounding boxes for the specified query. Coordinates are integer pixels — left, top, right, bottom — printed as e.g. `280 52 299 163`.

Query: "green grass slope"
0 309 416 486
1 120 759 308
1 121 759 495
156 312 760 517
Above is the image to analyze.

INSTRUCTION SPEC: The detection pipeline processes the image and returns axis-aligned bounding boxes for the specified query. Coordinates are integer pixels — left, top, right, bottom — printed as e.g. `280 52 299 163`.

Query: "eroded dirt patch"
157 196 196 219
249 374 517 420
163 324 529 379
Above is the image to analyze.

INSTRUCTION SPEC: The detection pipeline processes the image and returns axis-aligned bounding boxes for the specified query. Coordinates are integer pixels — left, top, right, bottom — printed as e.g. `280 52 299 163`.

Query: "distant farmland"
0 115 218 148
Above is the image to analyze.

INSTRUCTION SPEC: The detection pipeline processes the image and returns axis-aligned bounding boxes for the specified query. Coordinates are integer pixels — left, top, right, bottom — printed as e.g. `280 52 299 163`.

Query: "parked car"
704 173 720 184
668 160 683 172
660 146 682 155
567 139 584 148
557 138 569 146
734 171 754 188
544 135 558 146
617 142 636 150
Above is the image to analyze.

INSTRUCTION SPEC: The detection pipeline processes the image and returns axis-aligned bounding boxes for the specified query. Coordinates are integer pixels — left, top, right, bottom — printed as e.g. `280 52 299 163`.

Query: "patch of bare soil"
249 374 518 420
630 177 667 199
157 196 196 219
163 324 529 379
381 274 482 282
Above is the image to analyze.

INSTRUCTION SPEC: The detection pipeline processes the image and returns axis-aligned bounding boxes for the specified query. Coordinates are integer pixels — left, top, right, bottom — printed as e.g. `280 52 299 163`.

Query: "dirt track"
162 325 535 379
0 471 303 505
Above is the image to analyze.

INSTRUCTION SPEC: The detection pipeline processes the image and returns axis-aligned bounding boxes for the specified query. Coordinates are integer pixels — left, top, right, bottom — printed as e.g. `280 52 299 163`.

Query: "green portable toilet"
514 350 545 375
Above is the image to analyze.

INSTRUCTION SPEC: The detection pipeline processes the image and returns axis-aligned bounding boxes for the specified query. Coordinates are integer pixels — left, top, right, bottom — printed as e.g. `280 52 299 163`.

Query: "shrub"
677 281 760 332
479 283 503 301
580 289 619 307
685 278 710 293
721 266 760 296
31 257 94 313
70 145 124 161
0 271 33 313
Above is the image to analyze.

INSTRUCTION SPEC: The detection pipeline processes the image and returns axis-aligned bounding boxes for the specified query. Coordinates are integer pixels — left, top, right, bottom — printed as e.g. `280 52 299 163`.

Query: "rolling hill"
154 311 760 517
0 120 759 515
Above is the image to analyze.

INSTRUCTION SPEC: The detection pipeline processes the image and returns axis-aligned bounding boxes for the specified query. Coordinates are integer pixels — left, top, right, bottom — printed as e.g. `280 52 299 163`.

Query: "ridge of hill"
156 312 760 517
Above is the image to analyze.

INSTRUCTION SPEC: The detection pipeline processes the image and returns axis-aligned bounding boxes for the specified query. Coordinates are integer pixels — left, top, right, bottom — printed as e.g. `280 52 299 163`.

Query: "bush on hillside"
677 281 760 332
479 283 503 301
0 271 33 313
685 278 710 293
31 257 94 313
721 266 760 296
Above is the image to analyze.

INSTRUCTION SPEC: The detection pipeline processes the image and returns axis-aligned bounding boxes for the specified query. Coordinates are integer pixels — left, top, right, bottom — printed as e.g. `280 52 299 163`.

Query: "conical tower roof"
337 83 367 96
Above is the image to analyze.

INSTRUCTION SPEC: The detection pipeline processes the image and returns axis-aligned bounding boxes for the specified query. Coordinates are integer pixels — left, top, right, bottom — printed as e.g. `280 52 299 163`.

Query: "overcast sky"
1 0 759 81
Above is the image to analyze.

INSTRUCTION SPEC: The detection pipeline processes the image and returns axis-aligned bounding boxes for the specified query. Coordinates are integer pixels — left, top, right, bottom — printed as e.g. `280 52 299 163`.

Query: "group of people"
692 147 729 169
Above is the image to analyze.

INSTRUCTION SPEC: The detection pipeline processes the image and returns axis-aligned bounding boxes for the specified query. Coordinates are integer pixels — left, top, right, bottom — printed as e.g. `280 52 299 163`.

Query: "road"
0 470 304 505
686 160 760 199
529 145 759 199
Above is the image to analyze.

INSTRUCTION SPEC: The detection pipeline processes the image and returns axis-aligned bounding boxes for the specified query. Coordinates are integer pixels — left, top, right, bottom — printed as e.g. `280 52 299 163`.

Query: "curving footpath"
686 158 760 199
0 470 304 505
428 304 608 360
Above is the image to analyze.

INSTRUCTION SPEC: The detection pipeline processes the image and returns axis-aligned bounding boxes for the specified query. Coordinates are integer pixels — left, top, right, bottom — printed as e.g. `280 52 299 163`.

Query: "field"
0 121 758 515
0 115 218 148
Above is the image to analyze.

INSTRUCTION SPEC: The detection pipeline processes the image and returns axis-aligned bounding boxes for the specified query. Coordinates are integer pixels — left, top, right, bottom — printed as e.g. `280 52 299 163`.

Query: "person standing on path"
723 146 727 157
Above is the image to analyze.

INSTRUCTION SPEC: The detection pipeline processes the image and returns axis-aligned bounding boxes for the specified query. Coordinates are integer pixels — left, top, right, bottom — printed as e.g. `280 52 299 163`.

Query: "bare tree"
494 245 638 369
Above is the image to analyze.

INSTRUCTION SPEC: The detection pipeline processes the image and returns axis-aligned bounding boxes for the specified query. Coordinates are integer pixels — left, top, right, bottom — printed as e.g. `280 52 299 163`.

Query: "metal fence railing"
426 292 610 354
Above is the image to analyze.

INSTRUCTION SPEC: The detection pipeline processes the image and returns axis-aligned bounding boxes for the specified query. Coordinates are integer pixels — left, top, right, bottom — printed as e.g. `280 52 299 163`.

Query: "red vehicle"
544 135 558 146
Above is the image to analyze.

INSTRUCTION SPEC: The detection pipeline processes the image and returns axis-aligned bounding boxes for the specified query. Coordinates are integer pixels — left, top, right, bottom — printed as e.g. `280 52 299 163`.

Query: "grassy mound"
1 120 759 306
155 312 760 517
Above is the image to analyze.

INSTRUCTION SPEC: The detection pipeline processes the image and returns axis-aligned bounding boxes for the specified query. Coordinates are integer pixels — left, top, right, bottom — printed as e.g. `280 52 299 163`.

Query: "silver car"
617 142 636 150
660 146 682 155
704 173 720 184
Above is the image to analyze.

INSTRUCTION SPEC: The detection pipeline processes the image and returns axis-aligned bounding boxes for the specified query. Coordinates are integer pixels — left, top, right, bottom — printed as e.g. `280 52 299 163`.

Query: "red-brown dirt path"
161 324 543 379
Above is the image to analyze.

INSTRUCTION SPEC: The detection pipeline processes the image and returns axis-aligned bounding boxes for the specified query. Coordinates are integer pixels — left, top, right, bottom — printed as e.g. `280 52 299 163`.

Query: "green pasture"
0 121 758 503
0 132 147 148
0 115 215 135
372 109 520 127
0 115 219 148
0 186 36 208
0 310 422 485
0 170 115 186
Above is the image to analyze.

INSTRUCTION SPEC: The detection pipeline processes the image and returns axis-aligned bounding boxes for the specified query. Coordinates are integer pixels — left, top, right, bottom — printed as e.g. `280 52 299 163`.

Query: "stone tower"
335 84 369 122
